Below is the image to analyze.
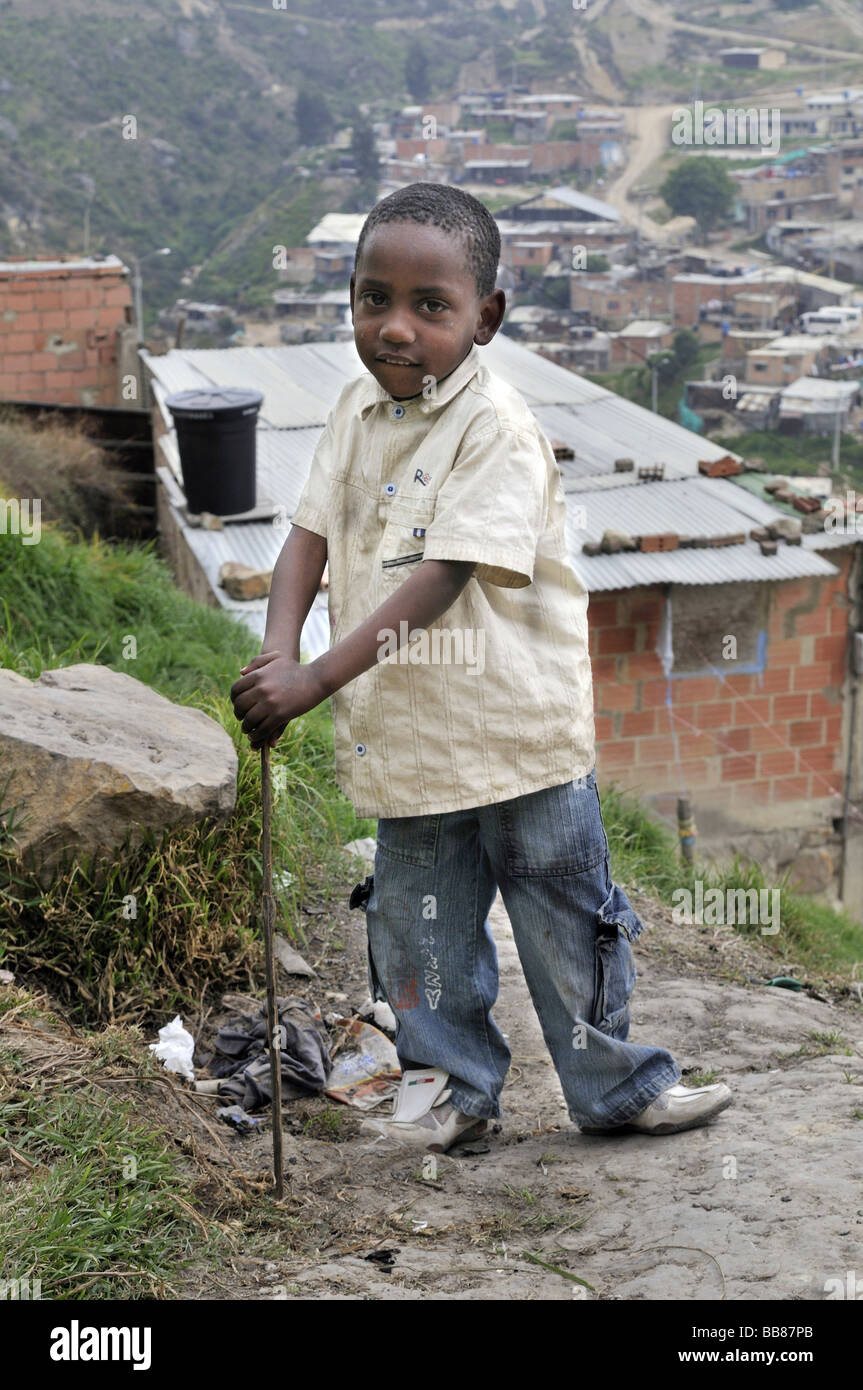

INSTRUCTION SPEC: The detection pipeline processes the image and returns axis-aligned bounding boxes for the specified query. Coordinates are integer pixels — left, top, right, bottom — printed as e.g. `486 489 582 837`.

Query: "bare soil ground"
175 880 863 1302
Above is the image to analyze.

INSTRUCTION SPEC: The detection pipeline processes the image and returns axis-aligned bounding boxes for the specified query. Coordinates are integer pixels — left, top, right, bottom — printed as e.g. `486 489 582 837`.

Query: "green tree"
405 41 430 103
295 89 334 147
672 328 699 372
350 114 380 184
660 157 735 242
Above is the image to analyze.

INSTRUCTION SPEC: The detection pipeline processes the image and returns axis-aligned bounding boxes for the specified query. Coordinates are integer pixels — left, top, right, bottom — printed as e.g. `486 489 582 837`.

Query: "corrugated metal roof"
714 474 860 551
143 343 360 428
305 213 366 246
617 320 671 337
464 159 532 168
571 476 757 539
572 540 838 591
563 468 690 492
145 336 852 605
537 405 692 480
156 464 330 658
536 185 622 222
542 399 738 478
781 376 861 401
496 219 623 236
567 475 843 589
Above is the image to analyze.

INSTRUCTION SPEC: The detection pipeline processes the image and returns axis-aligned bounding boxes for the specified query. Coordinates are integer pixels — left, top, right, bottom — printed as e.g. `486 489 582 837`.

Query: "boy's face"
350 221 506 400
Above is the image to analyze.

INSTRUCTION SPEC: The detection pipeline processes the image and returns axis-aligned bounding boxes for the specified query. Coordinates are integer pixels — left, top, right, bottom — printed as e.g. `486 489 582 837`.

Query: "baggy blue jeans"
360 770 681 1128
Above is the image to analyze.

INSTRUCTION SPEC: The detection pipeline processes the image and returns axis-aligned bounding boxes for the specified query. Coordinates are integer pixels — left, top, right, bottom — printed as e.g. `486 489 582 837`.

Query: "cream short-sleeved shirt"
290 342 596 819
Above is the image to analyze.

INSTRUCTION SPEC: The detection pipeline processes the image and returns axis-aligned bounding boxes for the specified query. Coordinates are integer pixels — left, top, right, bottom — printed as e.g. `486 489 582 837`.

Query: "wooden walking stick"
260 743 284 1200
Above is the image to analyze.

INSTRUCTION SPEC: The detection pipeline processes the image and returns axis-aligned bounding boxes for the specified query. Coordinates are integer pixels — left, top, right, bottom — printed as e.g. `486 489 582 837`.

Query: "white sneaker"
581 1081 733 1136
360 1067 489 1152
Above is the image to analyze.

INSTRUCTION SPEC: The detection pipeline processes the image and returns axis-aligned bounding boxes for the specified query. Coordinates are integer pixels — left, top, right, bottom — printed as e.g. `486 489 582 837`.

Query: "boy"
231 183 732 1151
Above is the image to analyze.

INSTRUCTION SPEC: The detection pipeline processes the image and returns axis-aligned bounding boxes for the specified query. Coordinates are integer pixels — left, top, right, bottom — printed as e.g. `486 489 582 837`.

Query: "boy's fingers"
248 720 284 750
231 669 272 700
230 683 263 716
241 705 267 735
239 652 280 676
249 712 289 748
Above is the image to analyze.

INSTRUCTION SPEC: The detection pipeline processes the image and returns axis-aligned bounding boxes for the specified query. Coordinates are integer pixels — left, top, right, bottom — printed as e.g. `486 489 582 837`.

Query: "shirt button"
385 482 397 496
392 404 405 419
355 742 367 756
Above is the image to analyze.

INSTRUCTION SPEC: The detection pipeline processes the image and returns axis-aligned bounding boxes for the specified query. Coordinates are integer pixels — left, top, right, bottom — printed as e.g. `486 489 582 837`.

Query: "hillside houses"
379 87 627 185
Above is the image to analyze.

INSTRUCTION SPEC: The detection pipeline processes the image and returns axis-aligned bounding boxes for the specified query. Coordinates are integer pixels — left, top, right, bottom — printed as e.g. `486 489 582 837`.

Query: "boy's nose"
379 313 416 346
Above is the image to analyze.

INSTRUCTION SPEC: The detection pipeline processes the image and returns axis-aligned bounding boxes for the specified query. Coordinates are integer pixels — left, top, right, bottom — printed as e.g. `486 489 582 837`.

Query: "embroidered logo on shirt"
414 469 431 486
412 527 426 538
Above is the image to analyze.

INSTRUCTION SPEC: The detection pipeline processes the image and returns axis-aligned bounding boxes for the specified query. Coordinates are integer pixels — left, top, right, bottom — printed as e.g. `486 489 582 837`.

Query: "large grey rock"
0 663 237 879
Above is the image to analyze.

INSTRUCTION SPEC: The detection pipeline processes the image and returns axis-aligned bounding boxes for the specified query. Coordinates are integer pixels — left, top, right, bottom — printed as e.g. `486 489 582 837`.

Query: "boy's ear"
474 289 506 346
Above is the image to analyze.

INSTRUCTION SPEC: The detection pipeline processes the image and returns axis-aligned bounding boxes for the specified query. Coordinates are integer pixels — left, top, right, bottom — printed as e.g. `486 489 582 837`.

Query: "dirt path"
625 0 856 62
220 887 863 1302
603 102 695 240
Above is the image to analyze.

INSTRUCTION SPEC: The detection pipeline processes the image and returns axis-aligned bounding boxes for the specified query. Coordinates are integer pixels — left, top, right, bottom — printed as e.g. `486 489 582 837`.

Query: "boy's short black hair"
354 182 501 298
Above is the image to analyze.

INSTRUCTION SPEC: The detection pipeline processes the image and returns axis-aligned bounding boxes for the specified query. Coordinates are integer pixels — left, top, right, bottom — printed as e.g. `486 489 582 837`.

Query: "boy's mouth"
376 354 421 367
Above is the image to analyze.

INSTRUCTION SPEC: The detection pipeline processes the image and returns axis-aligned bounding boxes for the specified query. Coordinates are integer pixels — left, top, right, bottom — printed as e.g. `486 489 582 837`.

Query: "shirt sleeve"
291 412 335 540
421 420 548 588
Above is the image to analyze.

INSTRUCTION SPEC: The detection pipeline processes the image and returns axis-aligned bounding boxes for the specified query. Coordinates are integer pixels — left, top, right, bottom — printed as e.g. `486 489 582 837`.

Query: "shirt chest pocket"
380 498 437 581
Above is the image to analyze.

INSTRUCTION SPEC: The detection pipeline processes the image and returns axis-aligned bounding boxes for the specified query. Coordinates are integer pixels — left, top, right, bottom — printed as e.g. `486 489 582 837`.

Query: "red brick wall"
0 260 133 406
509 243 554 268
570 277 672 328
528 141 581 173
671 275 788 328
611 330 673 364
589 556 853 809
394 138 449 159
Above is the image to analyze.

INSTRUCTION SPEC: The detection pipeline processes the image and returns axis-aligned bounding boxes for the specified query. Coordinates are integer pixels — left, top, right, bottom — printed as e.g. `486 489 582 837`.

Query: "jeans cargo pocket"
597 878 645 943
592 875 641 1039
376 814 440 868
498 774 608 877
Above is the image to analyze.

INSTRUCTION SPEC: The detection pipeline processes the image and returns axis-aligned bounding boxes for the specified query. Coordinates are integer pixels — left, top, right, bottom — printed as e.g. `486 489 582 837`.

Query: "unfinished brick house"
575 480 861 913
0 254 137 407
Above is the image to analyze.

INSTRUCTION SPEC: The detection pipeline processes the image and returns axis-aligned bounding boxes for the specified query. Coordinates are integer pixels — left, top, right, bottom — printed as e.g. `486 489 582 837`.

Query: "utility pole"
131 247 172 344
652 362 659 414
832 398 842 473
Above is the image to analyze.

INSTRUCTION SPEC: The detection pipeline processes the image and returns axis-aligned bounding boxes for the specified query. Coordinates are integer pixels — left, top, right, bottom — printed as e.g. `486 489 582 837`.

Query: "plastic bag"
149 1014 195 1081
324 1016 401 1110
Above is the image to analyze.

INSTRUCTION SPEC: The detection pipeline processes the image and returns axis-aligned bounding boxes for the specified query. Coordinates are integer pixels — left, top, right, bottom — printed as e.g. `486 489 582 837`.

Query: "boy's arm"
231 554 475 748
261 523 328 660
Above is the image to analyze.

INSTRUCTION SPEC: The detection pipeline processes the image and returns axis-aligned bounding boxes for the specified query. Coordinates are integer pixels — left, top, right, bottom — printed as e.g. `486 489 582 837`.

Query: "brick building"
611 319 674 365
572 271 672 328
570 472 862 906
587 562 850 820
0 254 136 407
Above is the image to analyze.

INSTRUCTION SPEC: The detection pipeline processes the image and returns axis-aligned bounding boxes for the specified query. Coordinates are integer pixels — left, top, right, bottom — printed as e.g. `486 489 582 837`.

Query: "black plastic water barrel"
164 387 264 515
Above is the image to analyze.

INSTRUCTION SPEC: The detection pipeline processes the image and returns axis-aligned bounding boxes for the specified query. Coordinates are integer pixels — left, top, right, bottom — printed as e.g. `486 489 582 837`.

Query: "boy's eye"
422 299 447 313
360 290 387 306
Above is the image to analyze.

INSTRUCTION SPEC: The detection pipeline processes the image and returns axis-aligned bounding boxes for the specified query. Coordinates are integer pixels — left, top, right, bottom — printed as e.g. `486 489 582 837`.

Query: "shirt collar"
359 343 481 420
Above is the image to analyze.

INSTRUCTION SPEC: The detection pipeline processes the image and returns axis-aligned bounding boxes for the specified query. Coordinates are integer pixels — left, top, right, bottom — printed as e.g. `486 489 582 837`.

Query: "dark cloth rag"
206 996 331 1110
